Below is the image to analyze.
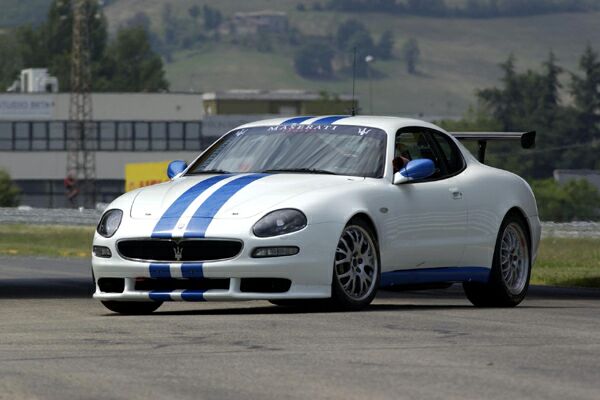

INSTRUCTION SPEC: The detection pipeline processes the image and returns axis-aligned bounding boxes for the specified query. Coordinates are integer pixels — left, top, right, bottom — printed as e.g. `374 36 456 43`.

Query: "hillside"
102 1 600 117
6 0 600 117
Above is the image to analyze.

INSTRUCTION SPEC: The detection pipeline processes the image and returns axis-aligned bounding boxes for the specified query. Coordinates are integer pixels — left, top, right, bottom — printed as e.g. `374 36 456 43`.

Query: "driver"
393 142 410 173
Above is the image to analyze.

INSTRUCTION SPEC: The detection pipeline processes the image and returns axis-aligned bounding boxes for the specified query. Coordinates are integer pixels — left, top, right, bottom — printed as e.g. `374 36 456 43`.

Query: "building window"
15 122 30 150
0 122 12 150
169 122 184 150
134 122 149 151
32 122 48 150
49 122 65 150
185 122 201 150
117 122 133 150
99 122 116 150
151 122 167 151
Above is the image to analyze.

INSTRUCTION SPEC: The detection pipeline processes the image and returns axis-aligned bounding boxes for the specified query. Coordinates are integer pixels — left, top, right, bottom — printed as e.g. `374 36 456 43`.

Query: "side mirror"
167 160 188 179
393 159 436 184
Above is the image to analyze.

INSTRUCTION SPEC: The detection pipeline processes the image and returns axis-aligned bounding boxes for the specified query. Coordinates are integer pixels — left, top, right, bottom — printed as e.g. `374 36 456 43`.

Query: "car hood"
130 173 363 220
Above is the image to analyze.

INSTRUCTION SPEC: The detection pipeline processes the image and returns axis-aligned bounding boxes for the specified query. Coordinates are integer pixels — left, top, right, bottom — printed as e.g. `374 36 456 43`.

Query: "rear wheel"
463 214 531 307
329 219 380 310
101 301 162 315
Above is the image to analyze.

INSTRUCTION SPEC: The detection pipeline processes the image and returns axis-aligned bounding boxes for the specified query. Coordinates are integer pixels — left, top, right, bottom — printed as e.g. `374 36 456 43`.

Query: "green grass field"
0 224 598 289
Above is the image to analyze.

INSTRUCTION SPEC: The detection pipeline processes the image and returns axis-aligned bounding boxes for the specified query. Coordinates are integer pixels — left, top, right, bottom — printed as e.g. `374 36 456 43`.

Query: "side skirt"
380 266 490 288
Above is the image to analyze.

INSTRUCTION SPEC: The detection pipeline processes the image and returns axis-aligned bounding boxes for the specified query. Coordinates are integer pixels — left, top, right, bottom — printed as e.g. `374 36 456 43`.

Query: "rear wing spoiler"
449 131 536 163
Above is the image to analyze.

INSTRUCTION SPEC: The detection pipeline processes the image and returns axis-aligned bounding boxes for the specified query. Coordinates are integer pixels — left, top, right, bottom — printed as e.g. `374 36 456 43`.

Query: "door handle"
449 187 463 199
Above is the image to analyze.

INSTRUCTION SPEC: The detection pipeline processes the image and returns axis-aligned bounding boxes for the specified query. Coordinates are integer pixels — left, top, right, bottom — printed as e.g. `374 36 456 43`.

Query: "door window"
394 130 445 178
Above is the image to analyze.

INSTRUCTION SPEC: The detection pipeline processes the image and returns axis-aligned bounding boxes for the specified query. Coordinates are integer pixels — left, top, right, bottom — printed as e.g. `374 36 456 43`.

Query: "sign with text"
0 95 55 119
125 161 171 192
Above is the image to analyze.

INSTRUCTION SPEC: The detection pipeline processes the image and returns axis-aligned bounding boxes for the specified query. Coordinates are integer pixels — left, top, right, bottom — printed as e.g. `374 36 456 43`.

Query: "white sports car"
92 115 540 314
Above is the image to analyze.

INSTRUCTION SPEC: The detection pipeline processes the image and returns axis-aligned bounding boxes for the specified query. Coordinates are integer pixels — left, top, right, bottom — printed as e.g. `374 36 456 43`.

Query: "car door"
384 128 467 269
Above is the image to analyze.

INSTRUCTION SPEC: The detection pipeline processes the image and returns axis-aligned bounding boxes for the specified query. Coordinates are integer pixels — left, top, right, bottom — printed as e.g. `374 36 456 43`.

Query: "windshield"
186 125 387 178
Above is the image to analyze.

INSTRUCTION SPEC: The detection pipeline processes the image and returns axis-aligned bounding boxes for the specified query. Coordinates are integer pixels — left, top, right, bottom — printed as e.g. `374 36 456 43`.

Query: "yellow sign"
125 161 172 192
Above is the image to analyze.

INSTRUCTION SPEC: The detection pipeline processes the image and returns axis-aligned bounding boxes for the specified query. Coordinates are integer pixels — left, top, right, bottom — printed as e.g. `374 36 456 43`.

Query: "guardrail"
1 207 600 238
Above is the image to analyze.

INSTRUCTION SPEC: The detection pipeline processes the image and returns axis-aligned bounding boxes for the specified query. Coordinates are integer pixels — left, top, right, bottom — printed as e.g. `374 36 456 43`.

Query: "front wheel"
101 301 163 315
463 214 531 307
330 220 380 310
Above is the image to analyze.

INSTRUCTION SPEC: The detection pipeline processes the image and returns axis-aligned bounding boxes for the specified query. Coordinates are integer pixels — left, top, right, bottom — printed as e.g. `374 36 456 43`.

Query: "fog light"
252 246 299 258
93 246 112 258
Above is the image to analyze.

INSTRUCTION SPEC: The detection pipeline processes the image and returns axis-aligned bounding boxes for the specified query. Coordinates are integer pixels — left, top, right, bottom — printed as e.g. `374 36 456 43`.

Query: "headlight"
253 209 307 237
97 209 123 238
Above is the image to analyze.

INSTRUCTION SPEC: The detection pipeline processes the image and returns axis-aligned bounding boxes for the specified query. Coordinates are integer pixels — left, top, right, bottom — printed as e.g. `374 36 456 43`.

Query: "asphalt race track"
1 256 599 400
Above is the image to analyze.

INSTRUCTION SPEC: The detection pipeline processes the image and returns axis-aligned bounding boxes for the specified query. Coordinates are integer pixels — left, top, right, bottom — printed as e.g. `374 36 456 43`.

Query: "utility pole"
365 55 374 115
67 0 96 208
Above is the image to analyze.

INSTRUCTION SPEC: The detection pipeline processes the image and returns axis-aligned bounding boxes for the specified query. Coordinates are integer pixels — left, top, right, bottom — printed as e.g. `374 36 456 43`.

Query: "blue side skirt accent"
149 291 172 301
380 267 491 288
181 290 206 301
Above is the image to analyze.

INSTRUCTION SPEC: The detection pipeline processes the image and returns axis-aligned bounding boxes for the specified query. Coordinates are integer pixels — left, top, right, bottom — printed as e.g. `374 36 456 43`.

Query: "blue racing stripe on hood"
151 175 231 239
184 173 268 238
312 115 349 124
280 116 314 125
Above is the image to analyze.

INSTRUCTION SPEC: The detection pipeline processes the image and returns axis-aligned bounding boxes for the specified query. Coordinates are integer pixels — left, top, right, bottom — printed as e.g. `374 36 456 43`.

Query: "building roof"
202 90 353 102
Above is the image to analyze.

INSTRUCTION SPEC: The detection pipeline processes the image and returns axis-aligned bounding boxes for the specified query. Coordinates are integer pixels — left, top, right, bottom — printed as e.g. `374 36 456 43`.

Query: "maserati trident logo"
173 245 183 261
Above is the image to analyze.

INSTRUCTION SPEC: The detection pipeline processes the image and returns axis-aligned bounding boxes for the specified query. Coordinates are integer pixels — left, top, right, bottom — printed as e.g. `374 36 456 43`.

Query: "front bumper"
92 221 343 302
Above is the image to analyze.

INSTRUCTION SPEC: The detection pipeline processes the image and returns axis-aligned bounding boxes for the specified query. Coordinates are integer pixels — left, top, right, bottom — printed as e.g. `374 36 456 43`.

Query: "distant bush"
322 0 597 18
0 169 20 207
531 179 600 222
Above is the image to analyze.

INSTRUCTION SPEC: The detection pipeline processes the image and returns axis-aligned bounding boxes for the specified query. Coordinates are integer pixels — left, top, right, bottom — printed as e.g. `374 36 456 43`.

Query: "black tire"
329 218 381 310
463 213 531 307
101 301 163 315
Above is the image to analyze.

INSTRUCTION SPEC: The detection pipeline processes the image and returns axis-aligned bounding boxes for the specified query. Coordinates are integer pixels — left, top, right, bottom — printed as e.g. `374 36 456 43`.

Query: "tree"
100 27 168 92
376 30 394 60
0 34 22 89
571 46 600 137
203 5 222 31
336 19 371 51
402 38 420 74
0 169 20 207
531 178 600 221
294 42 334 78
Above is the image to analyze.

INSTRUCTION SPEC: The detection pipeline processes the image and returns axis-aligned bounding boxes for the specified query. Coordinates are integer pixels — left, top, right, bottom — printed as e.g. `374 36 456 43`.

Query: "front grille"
135 278 230 291
117 239 243 262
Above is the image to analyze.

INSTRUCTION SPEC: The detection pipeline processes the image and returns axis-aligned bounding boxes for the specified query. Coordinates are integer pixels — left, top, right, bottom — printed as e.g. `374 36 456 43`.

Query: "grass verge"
532 238 600 288
0 224 598 288
0 224 94 258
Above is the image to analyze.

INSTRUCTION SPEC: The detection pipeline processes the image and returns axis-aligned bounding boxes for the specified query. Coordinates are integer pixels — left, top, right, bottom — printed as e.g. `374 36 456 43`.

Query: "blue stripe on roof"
181 290 206 301
149 291 172 301
184 174 268 238
312 115 349 125
151 175 231 239
149 263 171 278
280 116 314 125
181 263 204 279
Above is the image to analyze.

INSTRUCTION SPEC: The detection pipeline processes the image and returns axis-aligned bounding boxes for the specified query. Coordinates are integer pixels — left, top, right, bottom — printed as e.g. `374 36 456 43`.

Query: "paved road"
1 256 599 400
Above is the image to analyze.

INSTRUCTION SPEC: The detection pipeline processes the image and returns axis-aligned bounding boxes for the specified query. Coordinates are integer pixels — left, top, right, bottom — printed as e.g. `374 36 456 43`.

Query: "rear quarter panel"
459 162 540 268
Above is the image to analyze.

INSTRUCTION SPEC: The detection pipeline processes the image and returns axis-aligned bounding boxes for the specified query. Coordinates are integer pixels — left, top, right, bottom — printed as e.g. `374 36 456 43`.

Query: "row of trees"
441 46 600 179
292 19 420 80
440 46 600 220
320 0 599 18
0 0 168 92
